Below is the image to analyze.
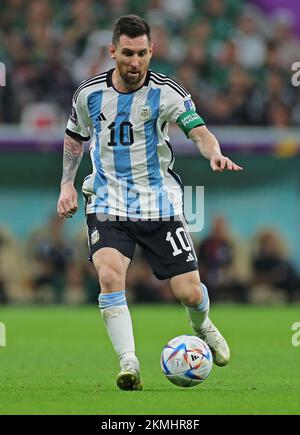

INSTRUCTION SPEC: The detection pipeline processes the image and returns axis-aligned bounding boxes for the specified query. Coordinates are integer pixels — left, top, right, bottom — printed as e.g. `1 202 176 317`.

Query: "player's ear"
149 42 153 59
109 43 116 59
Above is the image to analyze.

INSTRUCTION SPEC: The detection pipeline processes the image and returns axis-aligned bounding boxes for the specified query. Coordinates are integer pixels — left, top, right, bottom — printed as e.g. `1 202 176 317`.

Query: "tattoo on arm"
61 134 84 185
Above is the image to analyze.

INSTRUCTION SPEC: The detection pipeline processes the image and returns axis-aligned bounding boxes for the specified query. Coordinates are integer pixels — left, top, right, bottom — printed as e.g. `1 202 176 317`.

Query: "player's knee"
98 264 123 290
180 283 202 306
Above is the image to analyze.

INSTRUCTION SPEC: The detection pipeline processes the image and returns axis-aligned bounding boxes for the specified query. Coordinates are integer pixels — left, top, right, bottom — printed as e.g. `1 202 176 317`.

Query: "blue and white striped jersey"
66 68 204 218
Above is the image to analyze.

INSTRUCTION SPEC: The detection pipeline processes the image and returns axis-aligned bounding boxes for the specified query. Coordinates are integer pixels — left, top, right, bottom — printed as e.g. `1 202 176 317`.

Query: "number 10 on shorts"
166 228 192 256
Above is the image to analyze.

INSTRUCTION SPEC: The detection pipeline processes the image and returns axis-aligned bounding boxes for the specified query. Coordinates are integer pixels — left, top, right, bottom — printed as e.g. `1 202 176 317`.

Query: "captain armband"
177 110 205 137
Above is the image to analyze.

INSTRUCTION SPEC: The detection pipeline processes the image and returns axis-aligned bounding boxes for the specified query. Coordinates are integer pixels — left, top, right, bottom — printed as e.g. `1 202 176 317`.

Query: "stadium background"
1 0 300 416
0 0 299 305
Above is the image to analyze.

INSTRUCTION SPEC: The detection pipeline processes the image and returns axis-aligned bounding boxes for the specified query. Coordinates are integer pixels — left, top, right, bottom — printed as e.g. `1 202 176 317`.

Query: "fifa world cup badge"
184 99 194 111
139 106 152 121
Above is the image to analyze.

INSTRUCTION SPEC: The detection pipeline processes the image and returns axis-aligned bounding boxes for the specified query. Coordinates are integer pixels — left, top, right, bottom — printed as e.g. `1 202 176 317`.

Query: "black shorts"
86 213 198 280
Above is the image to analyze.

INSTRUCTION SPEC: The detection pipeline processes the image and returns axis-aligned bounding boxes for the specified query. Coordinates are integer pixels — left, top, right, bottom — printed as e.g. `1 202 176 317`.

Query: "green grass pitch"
0 304 300 415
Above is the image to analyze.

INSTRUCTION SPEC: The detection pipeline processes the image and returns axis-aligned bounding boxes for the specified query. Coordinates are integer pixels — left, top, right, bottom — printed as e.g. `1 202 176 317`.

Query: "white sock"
98 290 136 361
183 283 210 334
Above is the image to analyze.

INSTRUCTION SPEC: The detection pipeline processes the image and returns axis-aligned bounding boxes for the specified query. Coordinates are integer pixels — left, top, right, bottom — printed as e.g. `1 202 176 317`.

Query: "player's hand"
57 182 79 219
210 153 243 172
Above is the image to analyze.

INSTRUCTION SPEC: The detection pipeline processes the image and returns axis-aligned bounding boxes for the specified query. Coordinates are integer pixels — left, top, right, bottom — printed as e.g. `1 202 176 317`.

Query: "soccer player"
57 15 243 390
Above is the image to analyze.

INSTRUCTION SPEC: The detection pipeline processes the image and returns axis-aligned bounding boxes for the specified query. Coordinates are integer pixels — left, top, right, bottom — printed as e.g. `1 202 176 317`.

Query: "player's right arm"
57 86 91 219
57 133 84 219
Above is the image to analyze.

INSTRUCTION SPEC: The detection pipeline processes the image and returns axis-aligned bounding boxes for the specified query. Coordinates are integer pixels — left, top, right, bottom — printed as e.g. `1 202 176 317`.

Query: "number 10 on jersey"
108 121 134 146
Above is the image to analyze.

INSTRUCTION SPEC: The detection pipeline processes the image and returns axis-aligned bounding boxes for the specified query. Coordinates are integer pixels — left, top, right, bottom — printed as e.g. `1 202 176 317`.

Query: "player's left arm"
188 125 243 172
168 89 243 173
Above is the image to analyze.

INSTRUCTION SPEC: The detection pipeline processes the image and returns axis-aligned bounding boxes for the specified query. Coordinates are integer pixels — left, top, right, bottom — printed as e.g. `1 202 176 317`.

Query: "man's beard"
121 70 142 85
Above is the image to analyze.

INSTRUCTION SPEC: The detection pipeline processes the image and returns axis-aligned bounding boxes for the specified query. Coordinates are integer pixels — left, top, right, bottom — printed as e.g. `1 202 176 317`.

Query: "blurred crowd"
1 0 300 126
0 214 299 305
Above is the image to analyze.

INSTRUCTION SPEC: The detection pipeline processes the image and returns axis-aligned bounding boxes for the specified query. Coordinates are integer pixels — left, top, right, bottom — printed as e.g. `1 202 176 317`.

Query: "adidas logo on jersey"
186 253 195 262
97 112 106 122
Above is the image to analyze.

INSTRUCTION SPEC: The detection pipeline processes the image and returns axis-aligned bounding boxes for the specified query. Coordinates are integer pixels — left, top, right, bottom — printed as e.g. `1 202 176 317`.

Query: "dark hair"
112 15 151 45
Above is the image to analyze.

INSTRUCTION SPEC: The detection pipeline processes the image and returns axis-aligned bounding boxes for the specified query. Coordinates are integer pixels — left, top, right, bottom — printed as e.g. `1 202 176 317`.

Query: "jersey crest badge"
139 105 152 121
91 228 100 245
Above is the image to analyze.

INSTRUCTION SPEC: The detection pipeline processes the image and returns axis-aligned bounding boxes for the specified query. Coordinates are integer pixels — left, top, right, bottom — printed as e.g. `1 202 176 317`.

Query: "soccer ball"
161 335 213 387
